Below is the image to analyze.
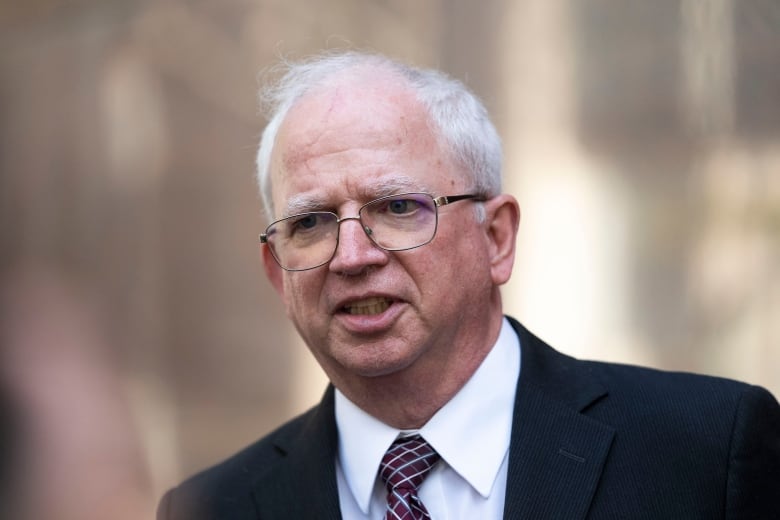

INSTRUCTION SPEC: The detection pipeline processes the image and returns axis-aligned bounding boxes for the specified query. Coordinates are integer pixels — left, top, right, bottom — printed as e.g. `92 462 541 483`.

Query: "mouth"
341 296 393 316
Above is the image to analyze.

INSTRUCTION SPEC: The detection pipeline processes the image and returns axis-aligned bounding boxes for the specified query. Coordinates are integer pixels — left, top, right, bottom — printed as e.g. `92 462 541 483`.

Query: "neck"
336 309 504 429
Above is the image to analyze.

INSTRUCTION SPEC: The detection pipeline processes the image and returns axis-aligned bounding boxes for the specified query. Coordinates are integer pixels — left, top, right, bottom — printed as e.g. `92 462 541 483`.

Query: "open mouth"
342 297 393 316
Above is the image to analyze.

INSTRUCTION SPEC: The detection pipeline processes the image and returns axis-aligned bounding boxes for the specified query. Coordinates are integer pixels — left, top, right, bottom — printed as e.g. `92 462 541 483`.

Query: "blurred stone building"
1 0 778 503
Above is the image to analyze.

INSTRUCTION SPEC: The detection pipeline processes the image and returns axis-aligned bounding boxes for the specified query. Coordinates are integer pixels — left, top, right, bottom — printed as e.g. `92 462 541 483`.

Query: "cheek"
436 220 485 260
283 274 322 318
434 229 491 285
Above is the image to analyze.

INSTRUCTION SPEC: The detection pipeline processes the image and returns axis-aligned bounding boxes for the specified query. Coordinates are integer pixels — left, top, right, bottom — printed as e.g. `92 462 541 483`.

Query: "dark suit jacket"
158 318 780 519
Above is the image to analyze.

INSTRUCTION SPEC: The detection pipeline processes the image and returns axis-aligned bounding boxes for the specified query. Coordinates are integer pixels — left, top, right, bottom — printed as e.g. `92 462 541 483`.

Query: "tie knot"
379 435 440 492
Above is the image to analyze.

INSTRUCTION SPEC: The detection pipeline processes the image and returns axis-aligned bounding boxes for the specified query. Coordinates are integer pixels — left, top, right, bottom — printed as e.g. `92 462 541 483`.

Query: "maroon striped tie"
379 435 441 520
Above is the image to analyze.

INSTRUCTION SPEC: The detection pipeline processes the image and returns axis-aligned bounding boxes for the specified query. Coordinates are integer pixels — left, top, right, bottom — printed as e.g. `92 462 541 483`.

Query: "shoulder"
585 358 772 427
157 405 322 520
511 316 771 411
588 357 752 403
189 409 314 485
510 316 779 434
590 359 779 451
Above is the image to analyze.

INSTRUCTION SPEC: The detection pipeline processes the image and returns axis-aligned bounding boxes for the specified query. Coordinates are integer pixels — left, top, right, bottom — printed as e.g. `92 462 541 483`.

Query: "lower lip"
335 301 406 335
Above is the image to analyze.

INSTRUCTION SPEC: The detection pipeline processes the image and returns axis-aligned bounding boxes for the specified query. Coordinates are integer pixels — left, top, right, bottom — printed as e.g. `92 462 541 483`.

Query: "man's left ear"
483 194 520 285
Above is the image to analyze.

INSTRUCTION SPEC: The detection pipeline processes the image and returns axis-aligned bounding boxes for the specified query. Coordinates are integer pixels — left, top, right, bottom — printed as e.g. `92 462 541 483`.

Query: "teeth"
345 297 391 315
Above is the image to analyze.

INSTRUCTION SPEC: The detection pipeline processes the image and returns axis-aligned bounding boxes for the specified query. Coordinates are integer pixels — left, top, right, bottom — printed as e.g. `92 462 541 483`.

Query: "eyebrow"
364 176 428 199
281 175 431 217
283 193 330 217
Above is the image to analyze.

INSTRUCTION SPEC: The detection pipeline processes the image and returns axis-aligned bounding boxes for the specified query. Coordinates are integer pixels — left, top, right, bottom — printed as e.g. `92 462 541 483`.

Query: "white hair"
255 51 503 217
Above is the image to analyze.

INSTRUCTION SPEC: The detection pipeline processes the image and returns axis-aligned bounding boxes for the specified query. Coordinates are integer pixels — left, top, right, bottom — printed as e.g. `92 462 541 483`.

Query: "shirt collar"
335 317 521 513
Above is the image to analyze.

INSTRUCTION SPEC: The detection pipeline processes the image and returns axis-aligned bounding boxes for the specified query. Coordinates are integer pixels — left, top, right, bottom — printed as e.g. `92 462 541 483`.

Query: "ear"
483 194 521 286
261 243 286 298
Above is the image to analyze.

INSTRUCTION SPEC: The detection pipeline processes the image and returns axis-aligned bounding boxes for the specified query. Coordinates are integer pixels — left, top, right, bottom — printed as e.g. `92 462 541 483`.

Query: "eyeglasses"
260 192 484 271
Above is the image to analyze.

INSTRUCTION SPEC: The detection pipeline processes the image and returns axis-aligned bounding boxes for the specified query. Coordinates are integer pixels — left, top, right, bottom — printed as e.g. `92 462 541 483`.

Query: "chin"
334 344 421 380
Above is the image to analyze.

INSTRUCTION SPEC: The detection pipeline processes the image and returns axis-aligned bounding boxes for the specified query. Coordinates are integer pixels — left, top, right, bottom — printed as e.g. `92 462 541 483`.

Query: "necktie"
379 435 441 520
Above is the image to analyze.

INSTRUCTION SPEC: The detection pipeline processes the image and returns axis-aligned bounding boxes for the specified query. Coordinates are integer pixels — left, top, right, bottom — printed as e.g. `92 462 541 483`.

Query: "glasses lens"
360 193 438 250
265 212 338 270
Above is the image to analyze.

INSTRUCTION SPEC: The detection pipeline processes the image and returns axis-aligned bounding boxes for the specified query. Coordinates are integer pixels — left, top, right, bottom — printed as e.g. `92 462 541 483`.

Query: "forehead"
278 72 426 165
269 72 464 211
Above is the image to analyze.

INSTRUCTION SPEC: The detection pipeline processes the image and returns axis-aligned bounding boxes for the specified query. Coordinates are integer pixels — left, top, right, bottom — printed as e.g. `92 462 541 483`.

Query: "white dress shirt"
335 317 521 519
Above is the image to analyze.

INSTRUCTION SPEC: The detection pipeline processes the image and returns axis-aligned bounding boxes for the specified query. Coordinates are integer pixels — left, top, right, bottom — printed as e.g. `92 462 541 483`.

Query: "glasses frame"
260 192 484 271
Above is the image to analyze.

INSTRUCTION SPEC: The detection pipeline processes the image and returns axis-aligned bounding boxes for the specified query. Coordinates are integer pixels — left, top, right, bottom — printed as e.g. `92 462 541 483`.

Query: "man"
158 51 780 519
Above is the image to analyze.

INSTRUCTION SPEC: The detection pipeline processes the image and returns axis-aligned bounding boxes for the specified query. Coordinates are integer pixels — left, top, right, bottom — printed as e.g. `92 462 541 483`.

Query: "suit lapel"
251 386 342 519
503 319 615 520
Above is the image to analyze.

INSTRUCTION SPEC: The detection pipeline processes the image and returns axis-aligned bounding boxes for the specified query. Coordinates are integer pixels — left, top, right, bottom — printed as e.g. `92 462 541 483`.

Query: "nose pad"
335 218 374 250
329 218 386 272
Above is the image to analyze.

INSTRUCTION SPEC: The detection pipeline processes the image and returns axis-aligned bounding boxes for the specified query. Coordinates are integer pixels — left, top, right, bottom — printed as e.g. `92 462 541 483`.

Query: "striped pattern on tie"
379 435 440 520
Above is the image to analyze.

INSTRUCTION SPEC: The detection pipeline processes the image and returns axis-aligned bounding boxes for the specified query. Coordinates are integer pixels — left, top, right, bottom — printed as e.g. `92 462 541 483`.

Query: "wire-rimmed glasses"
260 192 483 271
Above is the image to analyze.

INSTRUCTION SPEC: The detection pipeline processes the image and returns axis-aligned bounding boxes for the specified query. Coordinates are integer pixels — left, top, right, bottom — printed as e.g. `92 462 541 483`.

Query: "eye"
285 213 327 239
293 214 319 230
385 198 420 215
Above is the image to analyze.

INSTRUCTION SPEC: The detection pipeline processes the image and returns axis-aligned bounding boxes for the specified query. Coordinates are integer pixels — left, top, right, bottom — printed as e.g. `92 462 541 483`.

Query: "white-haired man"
159 51 780 519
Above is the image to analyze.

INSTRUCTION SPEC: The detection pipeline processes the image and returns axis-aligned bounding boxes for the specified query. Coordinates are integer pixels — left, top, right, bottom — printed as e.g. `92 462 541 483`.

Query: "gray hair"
255 51 503 217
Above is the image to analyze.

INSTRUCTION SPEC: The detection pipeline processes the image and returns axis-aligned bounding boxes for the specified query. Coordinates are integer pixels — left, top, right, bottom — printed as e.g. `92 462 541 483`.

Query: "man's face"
263 75 503 391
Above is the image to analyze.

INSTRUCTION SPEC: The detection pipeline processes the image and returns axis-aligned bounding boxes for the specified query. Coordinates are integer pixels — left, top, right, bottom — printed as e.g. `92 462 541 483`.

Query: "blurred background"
1 0 778 517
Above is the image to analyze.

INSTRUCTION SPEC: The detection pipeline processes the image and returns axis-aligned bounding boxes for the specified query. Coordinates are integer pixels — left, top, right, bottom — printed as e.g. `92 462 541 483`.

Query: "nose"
328 216 388 275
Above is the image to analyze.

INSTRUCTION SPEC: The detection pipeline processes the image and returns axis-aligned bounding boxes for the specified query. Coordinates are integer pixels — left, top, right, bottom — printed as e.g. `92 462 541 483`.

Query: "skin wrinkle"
276 142 410 216
282 176 433 217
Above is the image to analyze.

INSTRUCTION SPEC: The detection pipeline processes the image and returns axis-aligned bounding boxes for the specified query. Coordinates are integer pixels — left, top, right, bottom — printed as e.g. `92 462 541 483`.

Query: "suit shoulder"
586 358 753 399
185 408 313 487
513 318 766 411
159 407 318 519
581 358 780 432
512 318 778 418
